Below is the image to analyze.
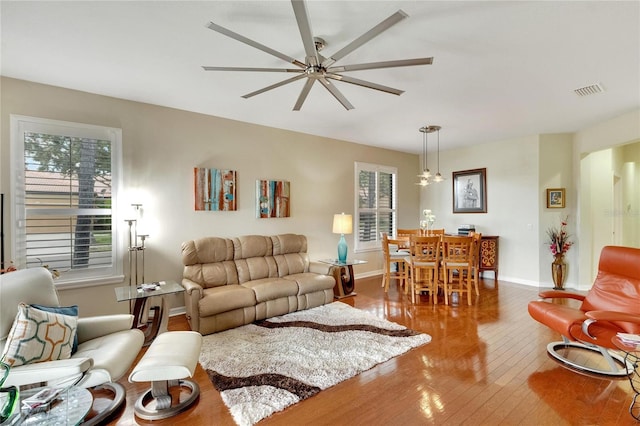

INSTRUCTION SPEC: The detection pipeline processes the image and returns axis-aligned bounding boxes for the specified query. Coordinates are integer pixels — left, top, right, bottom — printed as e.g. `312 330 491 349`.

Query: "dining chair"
396 229 420 249
408 235 442 304
423 228 445 237
469 232 483 295
441 235 474 305
381 233 411 294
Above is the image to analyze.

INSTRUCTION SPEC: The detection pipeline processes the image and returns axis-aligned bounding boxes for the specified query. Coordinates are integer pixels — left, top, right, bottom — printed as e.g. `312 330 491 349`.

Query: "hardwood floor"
105 275 638 425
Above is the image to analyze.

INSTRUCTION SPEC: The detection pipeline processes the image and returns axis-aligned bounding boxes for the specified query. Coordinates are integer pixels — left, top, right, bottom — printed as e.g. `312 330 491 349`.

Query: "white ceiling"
2 1 639 154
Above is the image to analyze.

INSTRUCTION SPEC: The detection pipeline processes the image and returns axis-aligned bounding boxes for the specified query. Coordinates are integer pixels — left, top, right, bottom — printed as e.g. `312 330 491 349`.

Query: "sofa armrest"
182 278 204 332
309 261 332 275
4 358 93 388
182 278 204 298
537 290 585 301
76 314 134 343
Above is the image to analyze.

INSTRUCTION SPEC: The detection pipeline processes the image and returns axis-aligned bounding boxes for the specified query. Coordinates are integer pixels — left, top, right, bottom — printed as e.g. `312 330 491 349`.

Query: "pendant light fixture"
417 126 431 186
432 125 444 182
416 125 444 186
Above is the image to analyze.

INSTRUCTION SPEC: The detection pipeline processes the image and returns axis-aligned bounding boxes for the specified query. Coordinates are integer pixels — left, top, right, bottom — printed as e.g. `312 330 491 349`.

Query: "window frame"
10 115 124 289
354 161 398 252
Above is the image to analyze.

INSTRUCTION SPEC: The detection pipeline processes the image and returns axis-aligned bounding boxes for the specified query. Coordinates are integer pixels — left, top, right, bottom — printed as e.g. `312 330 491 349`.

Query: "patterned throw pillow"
0 303 78 367
30 304 79 354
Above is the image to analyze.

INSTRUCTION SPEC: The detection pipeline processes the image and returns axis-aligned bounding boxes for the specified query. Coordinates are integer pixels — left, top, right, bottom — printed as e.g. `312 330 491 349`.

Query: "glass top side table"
115 280 184 345
318 259 368 299
612 335 640 421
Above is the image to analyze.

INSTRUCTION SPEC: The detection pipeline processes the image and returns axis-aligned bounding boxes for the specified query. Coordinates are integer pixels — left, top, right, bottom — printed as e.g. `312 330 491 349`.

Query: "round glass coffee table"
19 386 93 425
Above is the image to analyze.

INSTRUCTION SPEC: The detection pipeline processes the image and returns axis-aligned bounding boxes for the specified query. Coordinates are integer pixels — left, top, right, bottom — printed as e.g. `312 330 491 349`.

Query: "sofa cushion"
271 234 307 255
235 257 279 283
233 235 273 259
284 273 335 294
199 285 256 316
182 237 234 265
241 278 299 303
274 253 309 276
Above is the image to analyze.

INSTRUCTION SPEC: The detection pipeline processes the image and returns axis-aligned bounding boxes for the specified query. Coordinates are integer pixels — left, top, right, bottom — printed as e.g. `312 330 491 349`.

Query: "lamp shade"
332 213 353 234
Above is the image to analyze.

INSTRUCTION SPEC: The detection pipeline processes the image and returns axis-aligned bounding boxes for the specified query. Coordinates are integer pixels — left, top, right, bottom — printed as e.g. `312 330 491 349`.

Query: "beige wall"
575 110 640 288
2 76 639 315
421 134 543 285
0 77 419 316
539 134 575 286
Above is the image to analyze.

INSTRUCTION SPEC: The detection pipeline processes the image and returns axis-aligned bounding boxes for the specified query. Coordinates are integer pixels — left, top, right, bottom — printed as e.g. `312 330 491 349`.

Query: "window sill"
54 274 125 290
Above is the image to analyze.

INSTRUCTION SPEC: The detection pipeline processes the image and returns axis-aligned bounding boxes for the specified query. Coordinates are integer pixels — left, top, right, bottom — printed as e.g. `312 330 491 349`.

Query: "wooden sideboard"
478 235 499 280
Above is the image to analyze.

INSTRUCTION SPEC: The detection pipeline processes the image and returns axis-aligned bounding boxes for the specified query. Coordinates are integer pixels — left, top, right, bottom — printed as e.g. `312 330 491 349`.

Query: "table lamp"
332 213 353 263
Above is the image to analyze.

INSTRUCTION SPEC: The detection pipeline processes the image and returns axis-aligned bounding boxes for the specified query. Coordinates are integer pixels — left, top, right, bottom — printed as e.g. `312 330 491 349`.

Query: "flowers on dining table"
423 209 436 224
546 216 573 256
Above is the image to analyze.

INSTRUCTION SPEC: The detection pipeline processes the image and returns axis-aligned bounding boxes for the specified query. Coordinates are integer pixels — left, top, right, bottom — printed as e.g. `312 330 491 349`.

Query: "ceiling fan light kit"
202 0 433 111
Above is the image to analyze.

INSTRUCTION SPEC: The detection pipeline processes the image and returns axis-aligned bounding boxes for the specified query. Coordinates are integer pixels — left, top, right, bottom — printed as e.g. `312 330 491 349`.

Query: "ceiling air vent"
574 83 605 97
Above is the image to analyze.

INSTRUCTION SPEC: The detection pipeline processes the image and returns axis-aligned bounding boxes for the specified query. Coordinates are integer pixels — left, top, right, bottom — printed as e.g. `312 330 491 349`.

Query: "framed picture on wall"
256 179 290 218
452 168 487 213
546 188 565 208
193 168 237 211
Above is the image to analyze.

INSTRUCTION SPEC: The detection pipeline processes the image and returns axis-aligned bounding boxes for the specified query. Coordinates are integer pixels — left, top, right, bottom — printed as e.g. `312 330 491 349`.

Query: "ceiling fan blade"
291 0 319 67
321 10 408 68
328 57 433 72
318 77 354 110
293 78 316 111
202 66 304 73
241 74 308 99
206 21 306 69
325 73 404 96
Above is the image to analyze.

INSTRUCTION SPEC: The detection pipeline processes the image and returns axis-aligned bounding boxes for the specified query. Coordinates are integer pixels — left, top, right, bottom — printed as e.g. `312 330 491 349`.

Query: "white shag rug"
199 301 431 425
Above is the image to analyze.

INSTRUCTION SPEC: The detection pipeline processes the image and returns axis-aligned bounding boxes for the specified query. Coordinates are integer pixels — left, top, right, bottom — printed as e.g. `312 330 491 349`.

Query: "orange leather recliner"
528 245 640 376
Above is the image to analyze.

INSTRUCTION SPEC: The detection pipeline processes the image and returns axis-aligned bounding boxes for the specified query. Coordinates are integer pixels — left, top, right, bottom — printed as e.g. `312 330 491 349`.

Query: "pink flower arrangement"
546 216 573 256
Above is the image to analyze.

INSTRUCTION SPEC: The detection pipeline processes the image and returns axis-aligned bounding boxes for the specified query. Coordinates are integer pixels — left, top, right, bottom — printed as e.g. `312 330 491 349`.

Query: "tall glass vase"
551 254 567 290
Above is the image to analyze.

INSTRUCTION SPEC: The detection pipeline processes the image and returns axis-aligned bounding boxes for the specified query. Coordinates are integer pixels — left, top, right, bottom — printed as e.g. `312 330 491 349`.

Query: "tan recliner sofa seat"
181 234 335 335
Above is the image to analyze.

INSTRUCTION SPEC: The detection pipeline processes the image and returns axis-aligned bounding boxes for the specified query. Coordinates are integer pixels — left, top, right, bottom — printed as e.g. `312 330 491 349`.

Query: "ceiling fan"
202 0 433 111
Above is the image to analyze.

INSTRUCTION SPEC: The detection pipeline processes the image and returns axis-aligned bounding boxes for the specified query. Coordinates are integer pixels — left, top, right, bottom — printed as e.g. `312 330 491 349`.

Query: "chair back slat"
410 235 441 263
442 236 473 263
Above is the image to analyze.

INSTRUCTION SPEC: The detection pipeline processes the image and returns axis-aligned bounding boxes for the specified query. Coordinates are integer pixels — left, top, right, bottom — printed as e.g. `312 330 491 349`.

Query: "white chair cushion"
129 331 202 383
74 328 145 388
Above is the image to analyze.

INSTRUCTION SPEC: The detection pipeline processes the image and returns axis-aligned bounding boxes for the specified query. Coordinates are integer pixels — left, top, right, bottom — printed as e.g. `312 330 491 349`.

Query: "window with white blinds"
354 162 397 251
10 115 123 287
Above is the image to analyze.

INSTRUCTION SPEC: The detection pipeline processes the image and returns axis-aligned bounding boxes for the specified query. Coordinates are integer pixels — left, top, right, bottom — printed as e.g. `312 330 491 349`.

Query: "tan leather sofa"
181 234 336 335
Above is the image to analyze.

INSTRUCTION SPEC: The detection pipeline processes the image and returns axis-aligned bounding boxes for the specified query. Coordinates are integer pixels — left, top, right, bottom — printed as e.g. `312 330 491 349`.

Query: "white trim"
354 161 398 252
9 115 124 286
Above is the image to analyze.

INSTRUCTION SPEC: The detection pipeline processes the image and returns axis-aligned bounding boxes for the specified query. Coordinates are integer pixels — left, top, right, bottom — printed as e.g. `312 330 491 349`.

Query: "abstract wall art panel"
256 180 290 218
194 168 237 211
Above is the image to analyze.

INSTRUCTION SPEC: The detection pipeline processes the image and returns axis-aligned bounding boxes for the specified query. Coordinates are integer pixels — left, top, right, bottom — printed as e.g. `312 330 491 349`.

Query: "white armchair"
0 267 144 423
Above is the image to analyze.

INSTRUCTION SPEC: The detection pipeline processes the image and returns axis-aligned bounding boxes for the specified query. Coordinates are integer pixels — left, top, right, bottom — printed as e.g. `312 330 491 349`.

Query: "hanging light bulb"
416 126 431 185
432 125 444 182
418 126 430 179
